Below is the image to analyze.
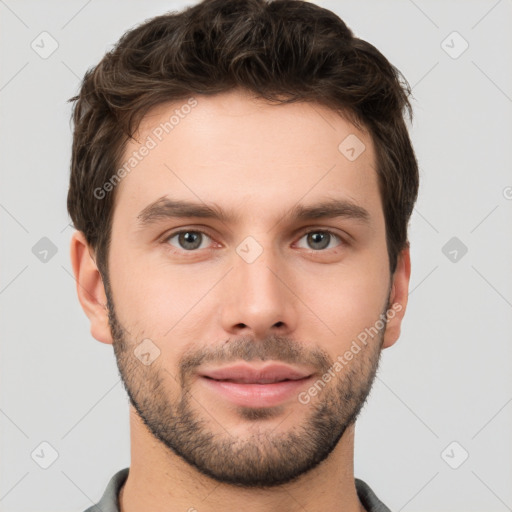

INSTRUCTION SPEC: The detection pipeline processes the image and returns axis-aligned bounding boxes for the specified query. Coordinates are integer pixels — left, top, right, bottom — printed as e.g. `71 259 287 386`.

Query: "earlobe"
382 246 411 349
70 231 113 345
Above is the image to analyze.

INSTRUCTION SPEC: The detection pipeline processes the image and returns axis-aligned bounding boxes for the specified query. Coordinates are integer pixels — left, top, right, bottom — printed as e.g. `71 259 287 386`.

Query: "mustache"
179 334 332 385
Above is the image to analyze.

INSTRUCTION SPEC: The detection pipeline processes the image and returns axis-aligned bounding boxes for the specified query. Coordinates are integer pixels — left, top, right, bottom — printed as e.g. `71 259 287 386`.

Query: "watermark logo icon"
32 237 58 263
338 134 366 162
441 441 469 469
31 31 59 59
236 236 264 264
442 236 468 263
441 31 469 59
31 441 59 469
134 338 161 366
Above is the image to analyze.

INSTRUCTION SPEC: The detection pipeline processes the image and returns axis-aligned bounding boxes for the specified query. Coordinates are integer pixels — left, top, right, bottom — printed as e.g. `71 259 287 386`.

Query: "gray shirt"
83 467 391 512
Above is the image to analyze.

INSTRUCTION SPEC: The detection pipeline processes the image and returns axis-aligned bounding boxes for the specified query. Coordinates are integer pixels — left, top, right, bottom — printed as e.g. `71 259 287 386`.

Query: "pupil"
180 231 201 250
308 232 329 250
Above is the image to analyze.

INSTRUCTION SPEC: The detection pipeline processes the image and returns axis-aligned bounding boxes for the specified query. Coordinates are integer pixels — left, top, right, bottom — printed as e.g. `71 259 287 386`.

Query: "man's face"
102 89 398 487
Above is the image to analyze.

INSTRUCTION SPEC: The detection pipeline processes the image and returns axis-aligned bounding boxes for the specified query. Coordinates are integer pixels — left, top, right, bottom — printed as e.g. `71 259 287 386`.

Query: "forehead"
113 89 382 226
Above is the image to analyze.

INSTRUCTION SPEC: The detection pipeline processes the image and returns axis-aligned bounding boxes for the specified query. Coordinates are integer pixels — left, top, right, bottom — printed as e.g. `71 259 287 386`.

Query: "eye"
295 230 343 251
162 228 345 255
165 230 213 251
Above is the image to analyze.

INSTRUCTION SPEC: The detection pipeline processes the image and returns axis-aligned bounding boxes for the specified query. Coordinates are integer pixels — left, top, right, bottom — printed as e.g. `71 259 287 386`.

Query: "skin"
71 88 411 512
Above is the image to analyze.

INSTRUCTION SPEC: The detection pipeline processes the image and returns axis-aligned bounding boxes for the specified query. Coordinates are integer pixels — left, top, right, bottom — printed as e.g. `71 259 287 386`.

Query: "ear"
70 230 113 345
382 245 411 349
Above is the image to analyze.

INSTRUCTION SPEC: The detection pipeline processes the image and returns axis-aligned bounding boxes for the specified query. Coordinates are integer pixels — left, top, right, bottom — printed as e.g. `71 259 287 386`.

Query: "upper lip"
199 363 314 384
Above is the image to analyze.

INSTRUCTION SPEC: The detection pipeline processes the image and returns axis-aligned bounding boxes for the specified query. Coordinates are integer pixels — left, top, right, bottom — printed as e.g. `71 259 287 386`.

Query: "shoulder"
355 478 392 512
82 467 129 512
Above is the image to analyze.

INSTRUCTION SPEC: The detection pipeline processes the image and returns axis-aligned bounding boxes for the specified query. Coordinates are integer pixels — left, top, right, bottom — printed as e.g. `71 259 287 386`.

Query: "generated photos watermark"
93 97 198 200
298 302 403 405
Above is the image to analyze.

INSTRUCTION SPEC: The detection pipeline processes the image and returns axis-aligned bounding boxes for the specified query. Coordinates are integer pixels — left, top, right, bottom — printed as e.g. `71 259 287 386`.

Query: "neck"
119 406 366 512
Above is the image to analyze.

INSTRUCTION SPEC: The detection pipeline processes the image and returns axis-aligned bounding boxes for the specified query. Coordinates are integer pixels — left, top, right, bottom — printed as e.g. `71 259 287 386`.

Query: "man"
68 0 418 510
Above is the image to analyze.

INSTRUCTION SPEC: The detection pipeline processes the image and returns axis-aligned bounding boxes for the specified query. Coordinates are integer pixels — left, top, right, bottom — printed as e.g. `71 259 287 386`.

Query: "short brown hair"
67 0 419 278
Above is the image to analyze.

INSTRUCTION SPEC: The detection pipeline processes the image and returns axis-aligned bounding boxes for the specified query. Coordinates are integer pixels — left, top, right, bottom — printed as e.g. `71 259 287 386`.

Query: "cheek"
302 251 390 354
313 277 387 342
108 245 213 342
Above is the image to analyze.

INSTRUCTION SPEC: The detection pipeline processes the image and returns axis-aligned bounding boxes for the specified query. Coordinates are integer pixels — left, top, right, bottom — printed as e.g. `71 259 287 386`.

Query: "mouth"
197 362 314 408
203 376 305 384
199 362 313 383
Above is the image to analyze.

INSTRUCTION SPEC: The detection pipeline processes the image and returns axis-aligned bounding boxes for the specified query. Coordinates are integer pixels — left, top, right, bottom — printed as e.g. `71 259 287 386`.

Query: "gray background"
1 0 511 511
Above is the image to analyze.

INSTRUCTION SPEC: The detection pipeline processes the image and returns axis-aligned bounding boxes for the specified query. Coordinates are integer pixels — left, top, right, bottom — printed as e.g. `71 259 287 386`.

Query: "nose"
220 240 298 340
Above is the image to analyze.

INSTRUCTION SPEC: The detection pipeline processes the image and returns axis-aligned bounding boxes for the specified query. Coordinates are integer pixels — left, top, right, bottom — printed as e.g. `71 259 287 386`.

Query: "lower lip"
199 376 313 408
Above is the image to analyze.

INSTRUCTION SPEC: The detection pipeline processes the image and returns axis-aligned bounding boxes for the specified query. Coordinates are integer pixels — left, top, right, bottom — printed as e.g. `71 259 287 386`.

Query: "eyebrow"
136 196 371 229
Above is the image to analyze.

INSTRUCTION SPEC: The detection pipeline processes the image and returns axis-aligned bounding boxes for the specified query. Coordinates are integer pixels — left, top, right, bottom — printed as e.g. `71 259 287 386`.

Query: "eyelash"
161 228 347 255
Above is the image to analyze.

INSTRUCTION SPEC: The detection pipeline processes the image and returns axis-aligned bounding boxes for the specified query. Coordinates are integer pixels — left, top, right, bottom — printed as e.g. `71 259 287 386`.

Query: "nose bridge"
235 234 286 307
221 233 296 336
